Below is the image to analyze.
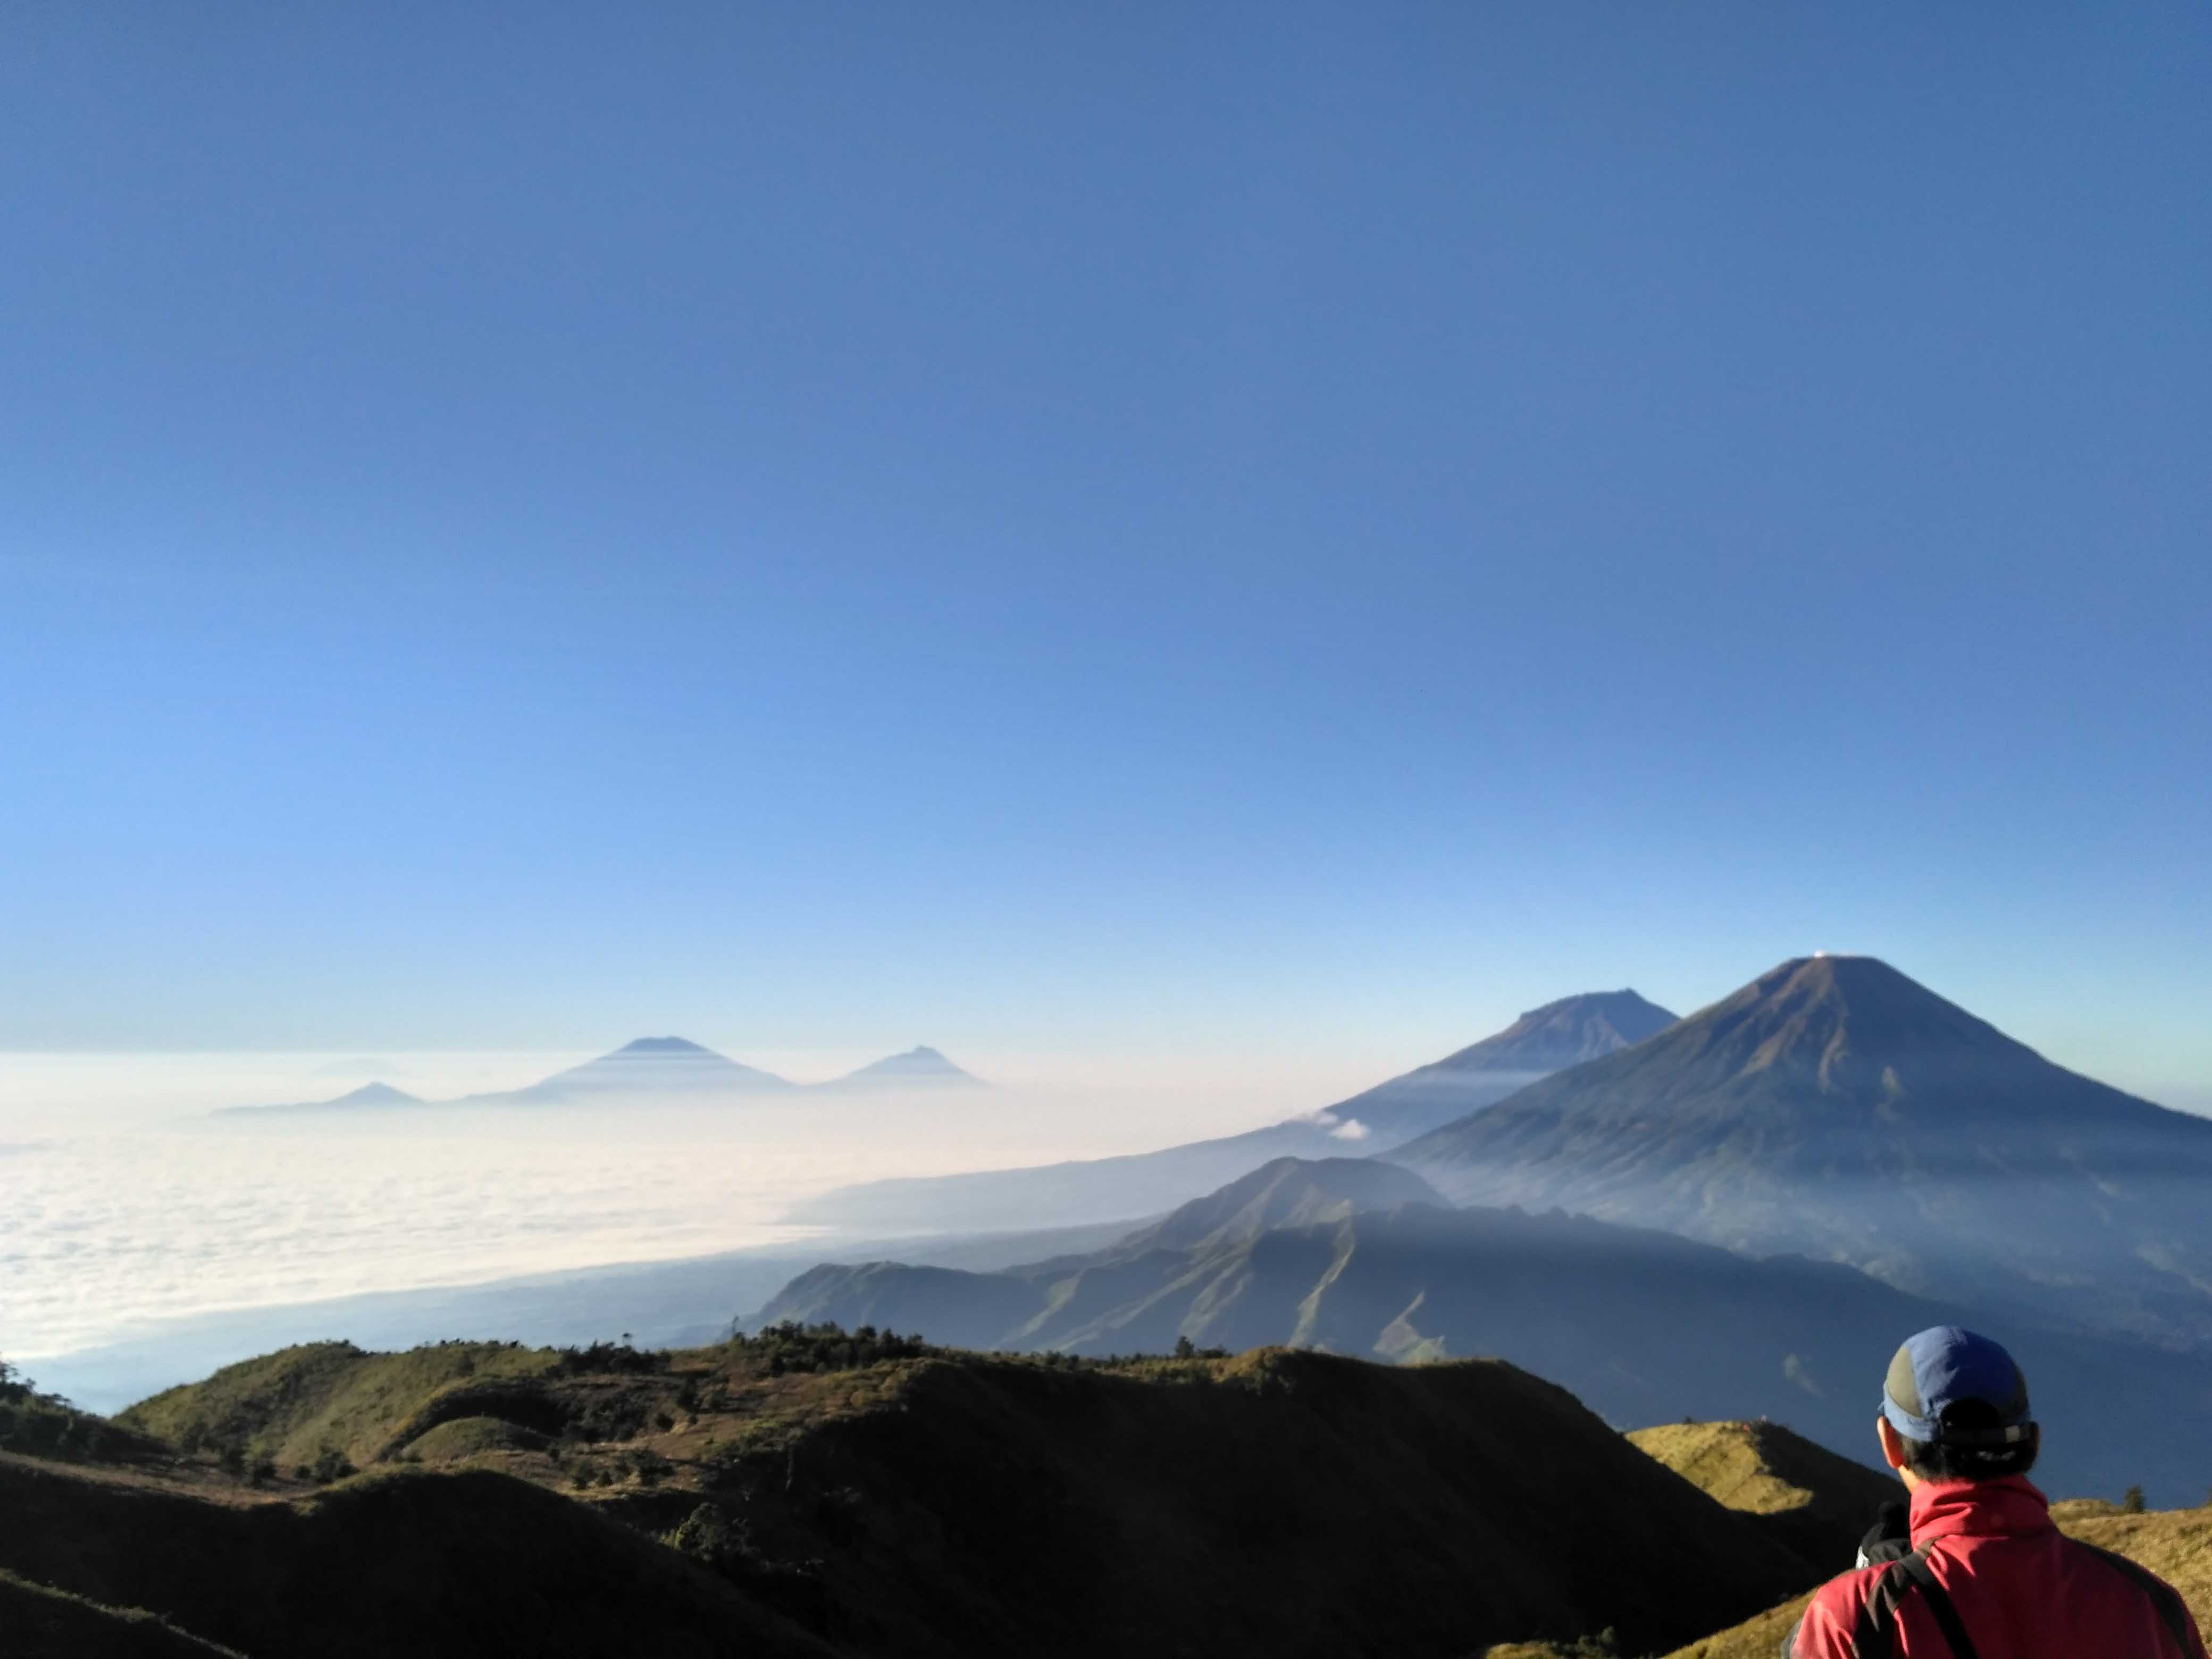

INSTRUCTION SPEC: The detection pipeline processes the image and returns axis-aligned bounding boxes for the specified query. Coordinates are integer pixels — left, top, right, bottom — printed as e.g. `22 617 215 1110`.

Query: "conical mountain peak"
1388 956 2212 1346
612 1036 715 1056
467 1035 795 1101
1672 955 2042 1095
823 1046 985 1090
1431 988 1678 1074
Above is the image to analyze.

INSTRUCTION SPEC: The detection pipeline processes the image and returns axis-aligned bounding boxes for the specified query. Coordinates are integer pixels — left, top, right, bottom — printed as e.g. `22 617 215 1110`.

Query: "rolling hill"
785 990 1677 1234
24 1335 1832 1658
1388 956 2212 1348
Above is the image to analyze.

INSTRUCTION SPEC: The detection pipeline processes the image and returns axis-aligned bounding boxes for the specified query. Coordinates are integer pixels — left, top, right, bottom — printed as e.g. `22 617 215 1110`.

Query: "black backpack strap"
1845 1547 1981 1659
1890 1549 1981 1659
2074 1541 2197 1653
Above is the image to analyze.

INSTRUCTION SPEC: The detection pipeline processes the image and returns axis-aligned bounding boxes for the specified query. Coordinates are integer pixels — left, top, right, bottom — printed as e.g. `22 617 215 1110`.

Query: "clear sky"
3 4 2207 1103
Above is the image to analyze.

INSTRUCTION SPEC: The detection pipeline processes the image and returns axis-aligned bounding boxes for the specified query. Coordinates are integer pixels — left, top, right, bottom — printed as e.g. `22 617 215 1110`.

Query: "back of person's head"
1883 1326 2039 1481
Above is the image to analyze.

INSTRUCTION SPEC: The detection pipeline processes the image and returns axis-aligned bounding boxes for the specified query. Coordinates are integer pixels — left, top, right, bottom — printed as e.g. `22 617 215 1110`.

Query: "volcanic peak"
609 1036 714 1056
1682 955 2041 1095
1431 987 1678 1074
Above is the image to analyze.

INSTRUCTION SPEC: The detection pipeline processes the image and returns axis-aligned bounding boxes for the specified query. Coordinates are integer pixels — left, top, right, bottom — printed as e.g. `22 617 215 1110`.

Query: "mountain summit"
1306 987 1677 1144
217 1080 425 1116
1389 956 2212 1345
470 1037 794 1103
822 1046 986 1090
1426 988 1679 1074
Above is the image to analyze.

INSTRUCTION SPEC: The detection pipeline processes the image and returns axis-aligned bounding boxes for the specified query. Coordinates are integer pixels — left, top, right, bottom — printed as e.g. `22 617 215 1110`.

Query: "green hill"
23 1332 1825 1657
117 1339 562 1471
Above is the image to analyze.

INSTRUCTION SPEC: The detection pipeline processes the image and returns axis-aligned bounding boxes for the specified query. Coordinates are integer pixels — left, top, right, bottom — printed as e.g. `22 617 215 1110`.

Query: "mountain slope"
761 1158 1448 1352
757 1159 2212 1503
72 1336 1819 1657
786 990 1673 1234
1 1571 246 1659
0 1456 833 1658
1388 956 2212 1345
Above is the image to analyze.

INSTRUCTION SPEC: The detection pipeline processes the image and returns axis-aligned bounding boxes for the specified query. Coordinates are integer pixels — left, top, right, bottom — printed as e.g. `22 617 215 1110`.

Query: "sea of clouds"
0 1050 1366 1362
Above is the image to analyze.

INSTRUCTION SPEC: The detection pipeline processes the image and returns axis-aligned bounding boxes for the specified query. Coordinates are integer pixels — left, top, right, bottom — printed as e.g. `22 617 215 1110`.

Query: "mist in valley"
0 1046 1377 1370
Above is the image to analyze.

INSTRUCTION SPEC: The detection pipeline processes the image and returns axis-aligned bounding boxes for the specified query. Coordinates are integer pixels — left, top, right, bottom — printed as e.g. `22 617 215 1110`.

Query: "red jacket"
1784 1477 2206 1659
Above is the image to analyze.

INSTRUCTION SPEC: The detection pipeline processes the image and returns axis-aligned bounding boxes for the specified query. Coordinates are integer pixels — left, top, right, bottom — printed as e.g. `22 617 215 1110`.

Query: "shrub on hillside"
726 1321 929 1377
555 1342 669 1377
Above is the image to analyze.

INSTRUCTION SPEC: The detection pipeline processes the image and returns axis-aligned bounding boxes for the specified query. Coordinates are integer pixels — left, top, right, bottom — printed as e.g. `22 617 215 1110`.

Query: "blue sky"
3 4 2207 1100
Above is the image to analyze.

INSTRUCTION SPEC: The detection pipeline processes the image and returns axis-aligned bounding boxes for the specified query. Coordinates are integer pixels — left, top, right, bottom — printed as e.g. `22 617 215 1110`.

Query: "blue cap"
1881 1326 2033 1446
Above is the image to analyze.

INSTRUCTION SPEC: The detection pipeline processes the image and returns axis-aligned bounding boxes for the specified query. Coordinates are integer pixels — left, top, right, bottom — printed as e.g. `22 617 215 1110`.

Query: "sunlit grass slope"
116 1338 559 1470
1628 1420 1898 1574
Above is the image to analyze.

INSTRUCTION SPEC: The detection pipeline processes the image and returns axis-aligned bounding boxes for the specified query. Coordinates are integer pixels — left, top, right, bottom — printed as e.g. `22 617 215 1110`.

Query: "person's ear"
1876 1414 1908 1472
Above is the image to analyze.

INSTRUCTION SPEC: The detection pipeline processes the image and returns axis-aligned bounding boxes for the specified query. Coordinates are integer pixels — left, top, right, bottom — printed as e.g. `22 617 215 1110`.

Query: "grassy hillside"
116 1339 561 1472
0 1455 834 1658
0 1571 245 1658
1661 1501 2212 1659
22 1329 1830 1658
1628 1420 1898 1574
1 1359 169 1468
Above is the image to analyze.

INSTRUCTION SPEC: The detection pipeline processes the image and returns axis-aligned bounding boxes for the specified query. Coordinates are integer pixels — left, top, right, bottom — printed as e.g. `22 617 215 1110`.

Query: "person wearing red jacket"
1783 1326 2206 1659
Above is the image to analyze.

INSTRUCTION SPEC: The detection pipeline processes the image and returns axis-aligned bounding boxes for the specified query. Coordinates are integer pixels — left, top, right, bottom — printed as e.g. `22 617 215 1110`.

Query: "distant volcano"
821 1046 986 1090
1388 956 2212 1346
218 1080 424 1116
786 988 1675 1234
1311 988 1678 1144
467 1037 794 1103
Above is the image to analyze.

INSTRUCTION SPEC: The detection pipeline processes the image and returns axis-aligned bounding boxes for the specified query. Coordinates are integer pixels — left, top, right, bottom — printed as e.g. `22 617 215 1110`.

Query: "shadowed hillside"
0 1454 834 1658
0 1571 246 1659
1390 957 2212 1348
19 1334 1829 1658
